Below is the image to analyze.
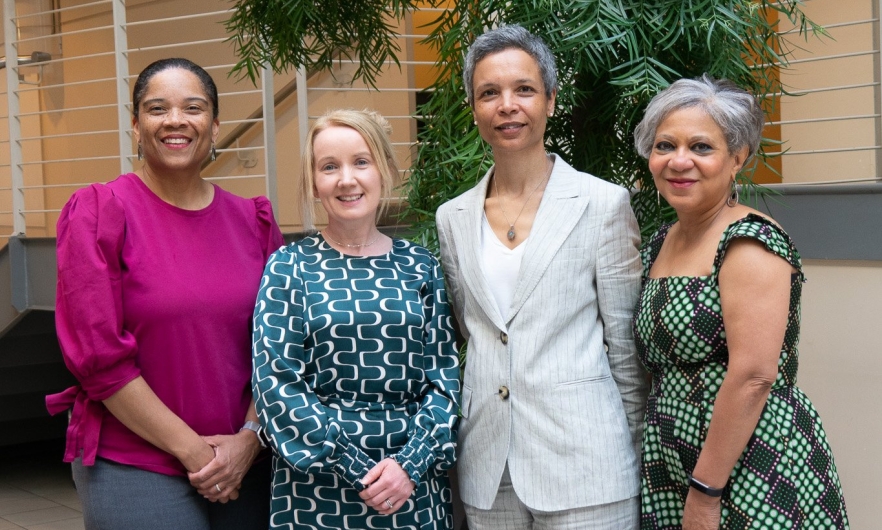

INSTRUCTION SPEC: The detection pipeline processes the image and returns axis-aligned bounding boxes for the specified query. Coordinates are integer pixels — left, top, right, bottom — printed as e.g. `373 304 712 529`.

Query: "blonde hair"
300 109 398 230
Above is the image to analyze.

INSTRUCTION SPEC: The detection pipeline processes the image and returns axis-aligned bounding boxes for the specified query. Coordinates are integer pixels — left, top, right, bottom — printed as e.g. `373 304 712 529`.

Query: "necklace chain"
322 231 382 248
493 155 553 241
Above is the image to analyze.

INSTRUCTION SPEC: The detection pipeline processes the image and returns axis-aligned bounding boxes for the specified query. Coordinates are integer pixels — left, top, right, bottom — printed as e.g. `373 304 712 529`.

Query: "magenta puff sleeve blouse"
47 173 284 476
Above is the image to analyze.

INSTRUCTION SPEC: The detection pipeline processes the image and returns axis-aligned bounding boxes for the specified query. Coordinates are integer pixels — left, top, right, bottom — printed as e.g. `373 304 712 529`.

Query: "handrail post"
112 0 132 175
261 65 278 215
296 65 310 228
5 0 25 236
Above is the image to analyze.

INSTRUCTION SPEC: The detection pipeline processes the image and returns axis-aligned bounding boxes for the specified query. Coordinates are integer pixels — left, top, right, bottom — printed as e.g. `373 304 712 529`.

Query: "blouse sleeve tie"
45 385 104 465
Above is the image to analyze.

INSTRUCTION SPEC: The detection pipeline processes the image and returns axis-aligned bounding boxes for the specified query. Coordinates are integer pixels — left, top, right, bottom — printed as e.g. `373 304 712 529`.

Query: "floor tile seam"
0 489 71 505
0 514 27 529
3 506 83 528
0 499 62 512
23 512 85 524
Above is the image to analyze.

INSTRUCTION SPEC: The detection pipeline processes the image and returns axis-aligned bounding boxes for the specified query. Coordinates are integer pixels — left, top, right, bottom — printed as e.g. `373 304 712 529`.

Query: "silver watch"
240 420 267 449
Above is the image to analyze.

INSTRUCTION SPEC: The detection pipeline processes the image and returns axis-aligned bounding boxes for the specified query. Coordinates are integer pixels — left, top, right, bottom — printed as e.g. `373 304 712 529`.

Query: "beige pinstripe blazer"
436 155 648 512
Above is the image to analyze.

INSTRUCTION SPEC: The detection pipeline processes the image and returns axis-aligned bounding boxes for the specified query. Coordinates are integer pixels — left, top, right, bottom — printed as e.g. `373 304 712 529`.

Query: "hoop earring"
137 144 143 161
727 180 739 207
210 143 217 161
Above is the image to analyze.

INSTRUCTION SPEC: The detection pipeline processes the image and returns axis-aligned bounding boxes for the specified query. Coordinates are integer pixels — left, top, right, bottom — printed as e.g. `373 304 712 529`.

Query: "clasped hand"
358 458 415 515
187 432 260 503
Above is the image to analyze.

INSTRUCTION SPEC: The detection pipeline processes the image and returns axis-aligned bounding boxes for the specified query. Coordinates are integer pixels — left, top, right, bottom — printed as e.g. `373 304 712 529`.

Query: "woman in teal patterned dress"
632 75 849 529
252 109 460 529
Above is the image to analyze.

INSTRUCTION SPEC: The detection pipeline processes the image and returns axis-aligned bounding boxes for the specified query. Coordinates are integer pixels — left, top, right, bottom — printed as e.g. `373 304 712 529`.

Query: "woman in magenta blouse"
46 58 283 530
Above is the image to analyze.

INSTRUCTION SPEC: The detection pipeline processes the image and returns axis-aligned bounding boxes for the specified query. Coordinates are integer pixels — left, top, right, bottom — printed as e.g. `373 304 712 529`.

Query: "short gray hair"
634 74 765 162
463 24 557 107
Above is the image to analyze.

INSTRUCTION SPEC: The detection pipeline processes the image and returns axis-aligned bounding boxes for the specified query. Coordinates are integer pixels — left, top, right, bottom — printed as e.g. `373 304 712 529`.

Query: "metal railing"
0 1 445 245
0 0 283 246
0 1 878 247
771 1 882 186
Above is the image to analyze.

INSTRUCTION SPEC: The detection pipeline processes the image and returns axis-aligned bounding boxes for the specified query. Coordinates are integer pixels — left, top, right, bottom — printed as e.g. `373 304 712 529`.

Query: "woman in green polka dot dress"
631 75 849 530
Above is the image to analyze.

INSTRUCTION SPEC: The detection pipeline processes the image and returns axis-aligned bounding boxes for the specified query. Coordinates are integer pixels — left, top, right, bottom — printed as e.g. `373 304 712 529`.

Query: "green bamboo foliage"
226 0 823 249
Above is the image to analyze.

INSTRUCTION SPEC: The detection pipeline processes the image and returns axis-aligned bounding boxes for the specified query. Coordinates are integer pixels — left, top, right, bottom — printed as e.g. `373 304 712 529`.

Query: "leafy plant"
226 0 824 249
225 0 424 87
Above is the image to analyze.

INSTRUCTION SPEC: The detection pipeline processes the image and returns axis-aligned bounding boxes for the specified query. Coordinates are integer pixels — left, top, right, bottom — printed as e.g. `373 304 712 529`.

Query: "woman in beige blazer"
435 24 648 529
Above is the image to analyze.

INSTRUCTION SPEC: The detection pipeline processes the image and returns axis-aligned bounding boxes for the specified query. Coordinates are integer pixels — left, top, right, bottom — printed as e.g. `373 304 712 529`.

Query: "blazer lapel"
451 168 508 331
507 155 590 321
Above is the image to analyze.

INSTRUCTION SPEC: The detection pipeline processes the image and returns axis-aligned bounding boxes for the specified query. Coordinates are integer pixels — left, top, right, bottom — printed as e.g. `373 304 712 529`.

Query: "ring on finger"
215 484 222 493
385 498 393 509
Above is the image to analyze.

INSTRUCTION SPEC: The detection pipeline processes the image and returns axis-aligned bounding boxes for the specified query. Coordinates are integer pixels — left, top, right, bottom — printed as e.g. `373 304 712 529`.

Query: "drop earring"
727 180 739 207
210 143 217 161
137 143 143 161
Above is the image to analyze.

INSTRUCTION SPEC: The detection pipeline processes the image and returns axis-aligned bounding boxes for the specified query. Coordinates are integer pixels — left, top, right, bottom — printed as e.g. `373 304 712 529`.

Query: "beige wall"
797 261 882 529
775 2 881 526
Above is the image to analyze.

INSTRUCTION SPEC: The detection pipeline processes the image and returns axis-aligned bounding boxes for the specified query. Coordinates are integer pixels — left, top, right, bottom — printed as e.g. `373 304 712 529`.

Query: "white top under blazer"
480 214 526 322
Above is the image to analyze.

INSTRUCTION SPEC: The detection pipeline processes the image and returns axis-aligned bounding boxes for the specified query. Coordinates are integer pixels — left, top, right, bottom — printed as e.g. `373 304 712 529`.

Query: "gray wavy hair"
634 74 765 163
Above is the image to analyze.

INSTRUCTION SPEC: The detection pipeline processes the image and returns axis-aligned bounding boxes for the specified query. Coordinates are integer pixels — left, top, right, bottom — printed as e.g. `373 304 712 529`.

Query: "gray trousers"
72 456 271 530
463 464 639 530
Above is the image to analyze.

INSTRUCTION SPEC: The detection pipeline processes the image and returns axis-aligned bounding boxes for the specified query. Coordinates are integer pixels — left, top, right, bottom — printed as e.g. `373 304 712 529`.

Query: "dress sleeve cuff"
391 431 436 488
332 439 377 491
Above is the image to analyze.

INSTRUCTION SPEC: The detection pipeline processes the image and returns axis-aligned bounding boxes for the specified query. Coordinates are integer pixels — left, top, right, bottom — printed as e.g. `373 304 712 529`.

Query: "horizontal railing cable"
16 103 117 118
123 9 234 28
125 37 229 54
783 145 880 155
19 77 117 92
769 114 881 126
16 23 113 42
11 0 110 21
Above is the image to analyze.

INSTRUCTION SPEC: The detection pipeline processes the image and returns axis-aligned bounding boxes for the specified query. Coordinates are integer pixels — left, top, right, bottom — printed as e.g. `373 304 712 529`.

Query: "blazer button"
498 386 510 400
500 332 508 345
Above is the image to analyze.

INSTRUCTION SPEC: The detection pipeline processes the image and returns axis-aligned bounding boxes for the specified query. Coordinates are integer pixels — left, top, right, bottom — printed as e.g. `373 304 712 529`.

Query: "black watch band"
687 473 725 497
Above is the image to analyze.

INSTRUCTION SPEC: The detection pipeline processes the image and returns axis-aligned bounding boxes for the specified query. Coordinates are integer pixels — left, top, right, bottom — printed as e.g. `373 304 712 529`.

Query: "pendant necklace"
494 155 552 241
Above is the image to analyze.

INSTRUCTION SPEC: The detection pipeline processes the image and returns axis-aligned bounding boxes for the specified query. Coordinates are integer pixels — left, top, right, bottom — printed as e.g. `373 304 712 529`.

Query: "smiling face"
471 48 556 156
649 106 748 214
132 67 219 178
312 125 384 227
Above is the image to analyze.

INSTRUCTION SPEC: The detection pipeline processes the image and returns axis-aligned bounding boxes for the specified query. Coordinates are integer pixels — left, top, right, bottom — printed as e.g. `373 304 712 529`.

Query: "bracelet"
687 473 724 497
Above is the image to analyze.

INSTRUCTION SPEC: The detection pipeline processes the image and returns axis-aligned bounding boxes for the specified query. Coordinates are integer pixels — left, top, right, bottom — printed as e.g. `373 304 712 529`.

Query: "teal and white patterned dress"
634 215 849 529
253 235 460 530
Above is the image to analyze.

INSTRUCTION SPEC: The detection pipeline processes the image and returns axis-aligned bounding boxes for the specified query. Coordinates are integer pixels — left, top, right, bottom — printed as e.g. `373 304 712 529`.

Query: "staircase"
0 237 76 446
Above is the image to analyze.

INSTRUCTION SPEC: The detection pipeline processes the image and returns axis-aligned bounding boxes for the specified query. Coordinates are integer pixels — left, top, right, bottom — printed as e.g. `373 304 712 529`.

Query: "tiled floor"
0 443 83 530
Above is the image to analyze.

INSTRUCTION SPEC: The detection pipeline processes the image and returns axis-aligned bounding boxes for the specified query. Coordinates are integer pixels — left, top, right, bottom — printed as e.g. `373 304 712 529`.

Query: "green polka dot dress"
633 214 849 529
